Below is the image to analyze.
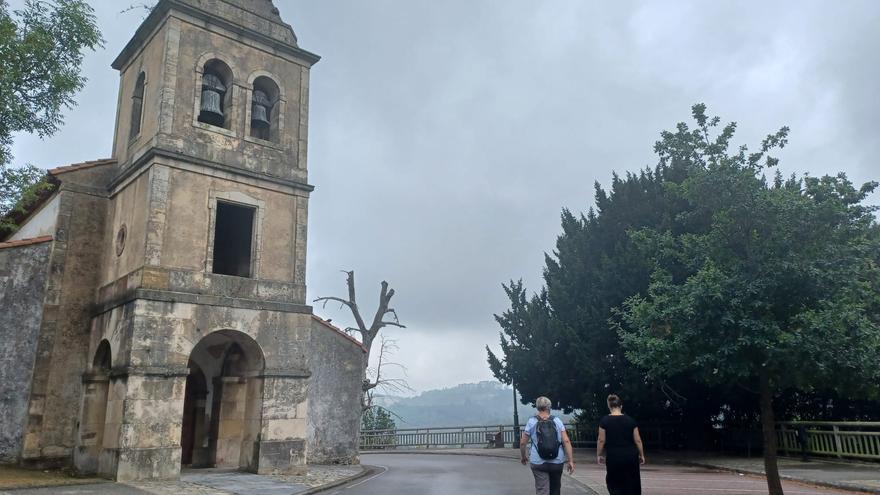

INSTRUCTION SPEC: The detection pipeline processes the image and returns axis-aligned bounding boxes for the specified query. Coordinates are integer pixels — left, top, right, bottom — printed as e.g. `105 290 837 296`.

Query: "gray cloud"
11 0 880 393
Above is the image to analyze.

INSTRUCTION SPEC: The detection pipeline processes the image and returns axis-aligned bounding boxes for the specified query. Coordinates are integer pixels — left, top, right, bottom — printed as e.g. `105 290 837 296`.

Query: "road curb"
677 460 880 495
565 474 602 495
299 465 375 494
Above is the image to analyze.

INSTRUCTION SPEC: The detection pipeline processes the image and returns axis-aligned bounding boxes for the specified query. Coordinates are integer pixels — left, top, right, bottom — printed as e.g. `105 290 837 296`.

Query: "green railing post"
832 425 843 459
780 424 789 456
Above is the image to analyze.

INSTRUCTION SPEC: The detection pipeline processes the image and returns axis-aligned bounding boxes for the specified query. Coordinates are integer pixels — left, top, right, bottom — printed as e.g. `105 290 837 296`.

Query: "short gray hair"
535 396 552 411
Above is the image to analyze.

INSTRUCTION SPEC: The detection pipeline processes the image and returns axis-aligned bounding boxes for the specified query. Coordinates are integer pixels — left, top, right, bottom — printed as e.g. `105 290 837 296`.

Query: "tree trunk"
759 373 784 495
360 347 372 410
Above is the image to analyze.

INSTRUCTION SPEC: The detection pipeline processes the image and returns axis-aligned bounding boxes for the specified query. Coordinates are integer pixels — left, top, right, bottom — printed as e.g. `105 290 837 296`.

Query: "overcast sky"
10 1 880 394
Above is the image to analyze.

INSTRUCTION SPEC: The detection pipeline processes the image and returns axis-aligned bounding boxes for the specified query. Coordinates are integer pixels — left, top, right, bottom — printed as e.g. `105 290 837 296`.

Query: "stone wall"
306 318 364 464
22 166 112 465
0 239 52 462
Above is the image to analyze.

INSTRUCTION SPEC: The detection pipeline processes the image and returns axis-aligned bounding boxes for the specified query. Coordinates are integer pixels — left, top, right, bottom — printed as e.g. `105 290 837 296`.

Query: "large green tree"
361 406 396 432
0 163 51 236
615 106 880 495
489 104 879 448
488 117 724 427
0 0 101 236
0 0 102 165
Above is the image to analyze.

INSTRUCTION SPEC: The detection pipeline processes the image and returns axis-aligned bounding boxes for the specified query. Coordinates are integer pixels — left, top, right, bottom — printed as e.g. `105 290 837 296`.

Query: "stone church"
0 0 363 481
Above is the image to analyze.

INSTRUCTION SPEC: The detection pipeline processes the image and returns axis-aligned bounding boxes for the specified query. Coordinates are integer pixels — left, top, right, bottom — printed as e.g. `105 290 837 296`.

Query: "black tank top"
599 414 637 449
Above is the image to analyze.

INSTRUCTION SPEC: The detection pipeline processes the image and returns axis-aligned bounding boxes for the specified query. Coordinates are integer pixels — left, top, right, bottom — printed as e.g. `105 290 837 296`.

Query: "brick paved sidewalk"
671 453 880 494
570 453 872 495
570 459 871 495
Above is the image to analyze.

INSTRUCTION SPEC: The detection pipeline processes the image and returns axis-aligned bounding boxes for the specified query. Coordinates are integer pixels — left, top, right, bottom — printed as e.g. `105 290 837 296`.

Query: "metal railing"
360 423 603 451
361 421 880 462
361 424 521 450
777 421 880 461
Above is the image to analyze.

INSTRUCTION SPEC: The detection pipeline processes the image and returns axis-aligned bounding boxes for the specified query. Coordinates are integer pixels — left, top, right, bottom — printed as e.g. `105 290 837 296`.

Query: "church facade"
0 0 363 481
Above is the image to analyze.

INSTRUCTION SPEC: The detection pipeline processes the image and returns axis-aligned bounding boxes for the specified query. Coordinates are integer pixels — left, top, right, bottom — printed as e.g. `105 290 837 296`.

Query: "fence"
361 423 631 451
777 422 880 461
361 421 880 462
361 424 523 450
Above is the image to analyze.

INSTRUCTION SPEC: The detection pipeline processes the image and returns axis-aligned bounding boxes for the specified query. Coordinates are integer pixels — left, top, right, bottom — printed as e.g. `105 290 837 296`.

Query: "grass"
0 464 104 489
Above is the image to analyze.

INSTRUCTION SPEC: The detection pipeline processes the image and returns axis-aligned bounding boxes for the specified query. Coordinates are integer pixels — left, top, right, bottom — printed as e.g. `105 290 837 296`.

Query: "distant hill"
373 381 573 429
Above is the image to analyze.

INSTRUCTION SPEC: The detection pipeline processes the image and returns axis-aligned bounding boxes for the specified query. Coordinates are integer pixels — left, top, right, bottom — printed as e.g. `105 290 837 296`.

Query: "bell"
199 73 226 126
251 90 271 129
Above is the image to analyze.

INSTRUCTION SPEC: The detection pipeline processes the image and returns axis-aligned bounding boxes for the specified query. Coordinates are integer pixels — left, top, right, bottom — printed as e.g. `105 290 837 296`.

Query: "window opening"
250 76 280 141
199 73 227 127
250 90 271 140
212 202 255 277
130 72 145 138
198 60 233 128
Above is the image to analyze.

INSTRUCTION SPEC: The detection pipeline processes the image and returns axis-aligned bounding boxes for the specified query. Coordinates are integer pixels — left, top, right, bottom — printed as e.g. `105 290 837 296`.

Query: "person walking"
520 396 575 495
597 394 645 495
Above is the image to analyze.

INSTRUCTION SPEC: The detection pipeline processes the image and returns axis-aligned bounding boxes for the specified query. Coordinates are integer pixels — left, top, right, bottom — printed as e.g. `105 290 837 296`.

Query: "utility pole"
512 382 521 448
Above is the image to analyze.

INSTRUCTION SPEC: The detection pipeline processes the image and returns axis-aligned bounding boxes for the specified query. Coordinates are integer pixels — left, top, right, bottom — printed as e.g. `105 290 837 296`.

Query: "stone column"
74 373 109 474
190 393 211 467
256 370 310 474
214 376 247 468
241 375 264 471
98 375 126 479
106 367 188 481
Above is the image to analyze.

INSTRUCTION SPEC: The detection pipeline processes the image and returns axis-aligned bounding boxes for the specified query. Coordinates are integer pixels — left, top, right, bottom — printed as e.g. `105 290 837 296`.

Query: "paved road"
4 453 869 495
328 454 592 495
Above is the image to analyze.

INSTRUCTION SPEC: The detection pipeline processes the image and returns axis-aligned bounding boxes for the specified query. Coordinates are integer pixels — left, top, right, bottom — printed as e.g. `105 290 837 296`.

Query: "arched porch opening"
74 340 112 474
181 330 265 471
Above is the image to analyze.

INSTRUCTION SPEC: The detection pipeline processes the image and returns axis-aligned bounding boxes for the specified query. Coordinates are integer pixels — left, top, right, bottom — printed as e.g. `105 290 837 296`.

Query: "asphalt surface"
326 453 592 495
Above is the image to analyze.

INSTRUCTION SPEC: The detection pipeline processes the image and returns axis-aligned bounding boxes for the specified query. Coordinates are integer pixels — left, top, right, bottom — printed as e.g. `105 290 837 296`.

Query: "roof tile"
0 235 53 250
48 158 116 176
311 315 368 353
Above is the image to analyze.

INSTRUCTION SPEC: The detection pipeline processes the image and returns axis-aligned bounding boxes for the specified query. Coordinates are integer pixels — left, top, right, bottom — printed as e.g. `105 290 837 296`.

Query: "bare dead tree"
314 270 406 409
363 336 412 409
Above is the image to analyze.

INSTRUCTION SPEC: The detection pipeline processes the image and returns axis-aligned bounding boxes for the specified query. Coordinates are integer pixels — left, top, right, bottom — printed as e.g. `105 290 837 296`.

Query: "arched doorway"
74 340 112 474
181 330 265 471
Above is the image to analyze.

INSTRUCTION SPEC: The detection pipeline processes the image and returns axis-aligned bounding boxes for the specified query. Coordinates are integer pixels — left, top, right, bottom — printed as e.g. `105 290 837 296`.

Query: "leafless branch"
314 296 353 310
380 321 407 329
119 3 154 16
362 336 413 409
314 270 407 410
385 308 402 323
660 381 688 407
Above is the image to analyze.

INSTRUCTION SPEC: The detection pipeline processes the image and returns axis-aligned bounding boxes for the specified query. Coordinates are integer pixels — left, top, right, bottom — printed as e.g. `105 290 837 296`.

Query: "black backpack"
534 415 560 460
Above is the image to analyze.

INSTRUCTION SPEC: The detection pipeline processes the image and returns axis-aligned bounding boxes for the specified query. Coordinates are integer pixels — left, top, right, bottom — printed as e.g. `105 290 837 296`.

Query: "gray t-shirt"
524 415 566 464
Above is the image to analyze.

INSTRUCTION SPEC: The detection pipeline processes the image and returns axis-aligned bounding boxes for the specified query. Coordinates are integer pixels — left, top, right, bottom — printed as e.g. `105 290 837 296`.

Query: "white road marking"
331 465 389 493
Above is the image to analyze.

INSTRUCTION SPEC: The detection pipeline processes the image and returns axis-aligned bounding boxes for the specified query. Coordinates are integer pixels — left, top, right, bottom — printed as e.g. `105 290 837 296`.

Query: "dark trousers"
530 462 564 495
605 448 641 495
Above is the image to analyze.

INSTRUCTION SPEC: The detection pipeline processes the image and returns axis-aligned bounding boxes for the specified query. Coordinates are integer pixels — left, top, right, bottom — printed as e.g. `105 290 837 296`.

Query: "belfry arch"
181 330 265 471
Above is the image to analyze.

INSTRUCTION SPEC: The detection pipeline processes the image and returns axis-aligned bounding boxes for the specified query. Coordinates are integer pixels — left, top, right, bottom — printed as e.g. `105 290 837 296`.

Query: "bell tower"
109 0 319 185
76 0 323 481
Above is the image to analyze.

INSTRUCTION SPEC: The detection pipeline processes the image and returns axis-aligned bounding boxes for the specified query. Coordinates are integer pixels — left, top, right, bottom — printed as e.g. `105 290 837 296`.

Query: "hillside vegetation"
374 381 573 429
